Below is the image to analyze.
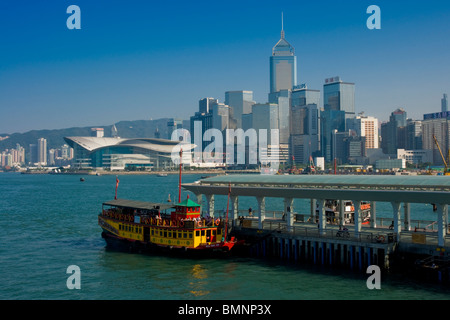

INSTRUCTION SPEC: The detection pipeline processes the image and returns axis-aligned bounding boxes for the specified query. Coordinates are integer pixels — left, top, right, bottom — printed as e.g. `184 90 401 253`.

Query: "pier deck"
182 174 450 273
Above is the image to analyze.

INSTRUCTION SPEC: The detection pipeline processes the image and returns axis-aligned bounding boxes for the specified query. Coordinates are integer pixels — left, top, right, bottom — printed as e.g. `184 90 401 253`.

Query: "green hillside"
0 118 173 153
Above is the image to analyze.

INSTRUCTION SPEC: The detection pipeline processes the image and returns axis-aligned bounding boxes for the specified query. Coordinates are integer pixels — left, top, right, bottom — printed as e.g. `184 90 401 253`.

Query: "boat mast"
224 182 231 241
114 175 119 200
178 148 182 203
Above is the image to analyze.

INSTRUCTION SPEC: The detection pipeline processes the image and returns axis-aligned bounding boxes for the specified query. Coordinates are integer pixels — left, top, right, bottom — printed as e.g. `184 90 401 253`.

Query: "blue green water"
1 172 449 300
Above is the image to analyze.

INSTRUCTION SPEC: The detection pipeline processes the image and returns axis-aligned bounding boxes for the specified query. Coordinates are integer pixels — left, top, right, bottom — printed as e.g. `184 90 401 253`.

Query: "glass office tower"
323 77 355 123
290 87 321 163
270 25 297 94
320 109 346 162
225 91 255 128
322 77 355 162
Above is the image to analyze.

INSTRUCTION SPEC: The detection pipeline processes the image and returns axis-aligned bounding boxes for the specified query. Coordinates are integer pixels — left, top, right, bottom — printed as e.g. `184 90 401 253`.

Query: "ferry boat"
98 150 241 255
98 197 240 254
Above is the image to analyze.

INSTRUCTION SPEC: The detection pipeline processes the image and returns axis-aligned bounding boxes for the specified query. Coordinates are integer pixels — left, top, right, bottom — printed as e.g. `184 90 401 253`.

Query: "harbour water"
1 172 449 300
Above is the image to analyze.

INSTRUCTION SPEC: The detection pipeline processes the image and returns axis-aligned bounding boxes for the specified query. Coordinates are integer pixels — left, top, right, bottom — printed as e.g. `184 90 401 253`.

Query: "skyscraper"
442 94 448 113
290 104 319 164
199 97 218 114
381 108 407 154
225 91 255 128
323 76 355 122
320 109 346 162
37 137 47 165
167 119 183 139
291 86 320 107
290 86 321 163
211 103 231 132
347 115 379 149
29 143 37 164
269 14 297 95
422 112 450 165
406 120 422 150
321 77 356 162
390 108 407 127
252 103 279 145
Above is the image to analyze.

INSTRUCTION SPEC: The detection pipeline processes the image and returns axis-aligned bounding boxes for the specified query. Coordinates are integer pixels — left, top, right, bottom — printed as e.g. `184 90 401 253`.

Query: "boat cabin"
171 197 201 221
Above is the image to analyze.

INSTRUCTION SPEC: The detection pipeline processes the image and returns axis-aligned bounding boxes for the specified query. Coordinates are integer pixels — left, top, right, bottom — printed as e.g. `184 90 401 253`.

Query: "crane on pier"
432 134 450 175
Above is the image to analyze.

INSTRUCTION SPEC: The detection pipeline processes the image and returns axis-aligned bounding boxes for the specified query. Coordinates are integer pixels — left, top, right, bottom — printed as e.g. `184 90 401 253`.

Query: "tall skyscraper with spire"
442 94 448 113
268 13 298 145
269 13 297 94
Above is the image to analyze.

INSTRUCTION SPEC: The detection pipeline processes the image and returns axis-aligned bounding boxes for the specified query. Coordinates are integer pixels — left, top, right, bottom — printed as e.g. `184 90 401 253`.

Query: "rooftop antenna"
281 12 285 39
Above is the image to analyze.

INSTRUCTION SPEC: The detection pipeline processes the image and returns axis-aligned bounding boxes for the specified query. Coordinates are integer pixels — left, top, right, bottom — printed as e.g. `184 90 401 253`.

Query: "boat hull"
100 230 241 257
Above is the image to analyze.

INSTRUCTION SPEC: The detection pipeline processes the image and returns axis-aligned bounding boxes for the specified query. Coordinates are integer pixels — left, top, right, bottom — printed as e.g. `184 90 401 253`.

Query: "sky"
0 0 449 134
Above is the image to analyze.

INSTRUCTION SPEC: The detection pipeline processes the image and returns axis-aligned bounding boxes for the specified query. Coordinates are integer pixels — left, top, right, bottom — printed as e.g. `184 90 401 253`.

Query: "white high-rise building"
348 115 379 149
37 137 47 165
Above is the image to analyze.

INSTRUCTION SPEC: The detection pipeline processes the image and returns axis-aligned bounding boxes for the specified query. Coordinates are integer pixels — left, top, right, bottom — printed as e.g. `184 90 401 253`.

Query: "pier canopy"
182 174 450 204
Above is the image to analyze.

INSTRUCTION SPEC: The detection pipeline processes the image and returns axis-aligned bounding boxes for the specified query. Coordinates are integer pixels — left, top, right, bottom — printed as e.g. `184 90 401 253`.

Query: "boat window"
196 231 199 237
183 232 187 238
189 232 193 239
213 230 216 236
173 232 177 239
164 231 167 237
151 229 154 236
168 232 172 237
201 230 205 236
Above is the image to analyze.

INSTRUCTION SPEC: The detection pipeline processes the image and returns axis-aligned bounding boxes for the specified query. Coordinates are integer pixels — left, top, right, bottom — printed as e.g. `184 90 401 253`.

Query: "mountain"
0 118 175 152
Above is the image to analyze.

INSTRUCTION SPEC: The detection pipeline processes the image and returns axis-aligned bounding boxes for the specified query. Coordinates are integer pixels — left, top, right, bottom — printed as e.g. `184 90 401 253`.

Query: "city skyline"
1 1 450 134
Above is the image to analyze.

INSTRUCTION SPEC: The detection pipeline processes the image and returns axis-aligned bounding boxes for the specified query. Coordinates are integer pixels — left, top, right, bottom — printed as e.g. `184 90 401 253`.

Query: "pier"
182 175 450 279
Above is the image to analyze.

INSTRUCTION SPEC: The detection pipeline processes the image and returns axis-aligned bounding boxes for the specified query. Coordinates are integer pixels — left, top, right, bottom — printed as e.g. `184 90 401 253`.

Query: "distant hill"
0 118 175 153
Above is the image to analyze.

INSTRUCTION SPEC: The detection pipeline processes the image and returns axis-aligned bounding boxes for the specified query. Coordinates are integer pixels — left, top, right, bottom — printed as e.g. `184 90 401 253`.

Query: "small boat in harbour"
98 149 242 255
98 197 240 254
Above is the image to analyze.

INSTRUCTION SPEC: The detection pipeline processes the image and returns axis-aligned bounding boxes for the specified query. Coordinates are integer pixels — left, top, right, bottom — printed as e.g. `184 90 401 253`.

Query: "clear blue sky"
1 0 449 134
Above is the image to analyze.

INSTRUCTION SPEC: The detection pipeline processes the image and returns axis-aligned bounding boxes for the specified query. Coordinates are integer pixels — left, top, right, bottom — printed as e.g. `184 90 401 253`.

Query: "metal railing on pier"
230 216 446 246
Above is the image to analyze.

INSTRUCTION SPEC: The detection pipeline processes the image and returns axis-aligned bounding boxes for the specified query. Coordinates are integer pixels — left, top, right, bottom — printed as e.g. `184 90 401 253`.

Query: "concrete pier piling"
237 228 395 272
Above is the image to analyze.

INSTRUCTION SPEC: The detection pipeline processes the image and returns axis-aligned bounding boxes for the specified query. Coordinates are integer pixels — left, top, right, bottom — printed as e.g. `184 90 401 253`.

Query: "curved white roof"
64 137 194 154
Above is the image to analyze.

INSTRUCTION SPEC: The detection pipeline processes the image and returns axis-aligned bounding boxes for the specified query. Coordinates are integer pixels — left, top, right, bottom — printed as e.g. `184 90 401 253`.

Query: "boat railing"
293 214 440 231
101 208 229 228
